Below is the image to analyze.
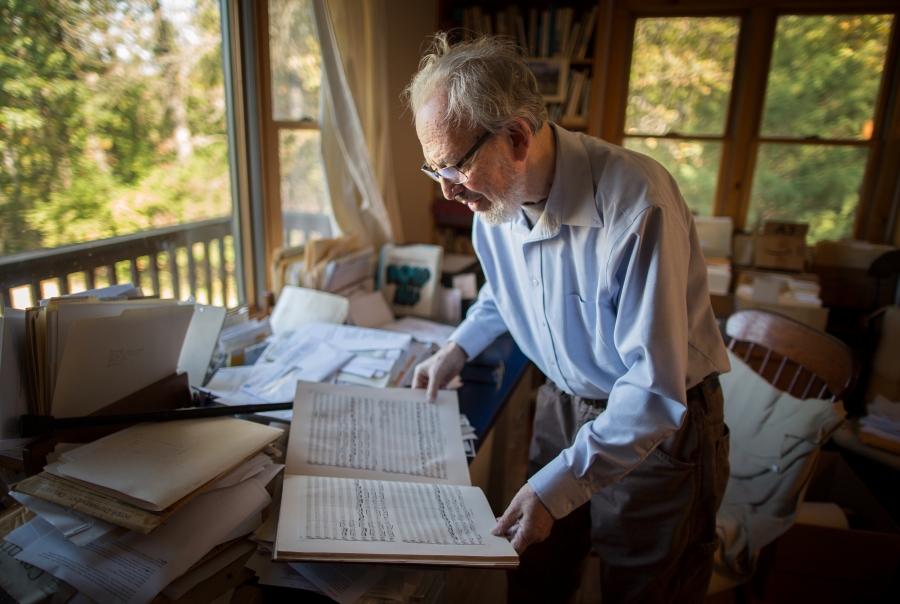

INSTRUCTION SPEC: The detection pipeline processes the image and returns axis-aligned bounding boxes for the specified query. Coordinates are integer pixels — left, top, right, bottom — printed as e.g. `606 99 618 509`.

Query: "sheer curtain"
311 0 404 247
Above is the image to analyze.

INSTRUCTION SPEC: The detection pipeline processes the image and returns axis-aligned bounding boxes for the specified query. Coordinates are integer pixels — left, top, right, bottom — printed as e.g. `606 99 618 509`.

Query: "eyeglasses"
421 130 493 185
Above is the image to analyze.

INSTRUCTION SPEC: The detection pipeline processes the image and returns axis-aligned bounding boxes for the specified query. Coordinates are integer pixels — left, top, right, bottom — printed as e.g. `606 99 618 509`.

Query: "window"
624 16 740 217
261 0 333 250
607 3 899 244
0 0 247 310
748 14 892 242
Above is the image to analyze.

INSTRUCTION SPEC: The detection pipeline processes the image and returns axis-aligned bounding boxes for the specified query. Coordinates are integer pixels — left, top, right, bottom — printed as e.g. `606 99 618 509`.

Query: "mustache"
455 191 481 203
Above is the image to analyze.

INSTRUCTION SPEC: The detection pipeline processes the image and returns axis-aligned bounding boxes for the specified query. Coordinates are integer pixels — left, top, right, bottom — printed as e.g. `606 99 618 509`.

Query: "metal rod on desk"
19 402 295 437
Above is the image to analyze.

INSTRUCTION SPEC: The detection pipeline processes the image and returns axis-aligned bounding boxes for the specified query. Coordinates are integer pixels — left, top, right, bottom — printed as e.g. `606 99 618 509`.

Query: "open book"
273 382 518 568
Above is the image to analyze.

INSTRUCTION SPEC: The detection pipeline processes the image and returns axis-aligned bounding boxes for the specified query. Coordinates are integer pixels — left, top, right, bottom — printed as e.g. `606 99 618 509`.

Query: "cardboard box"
755 222 809 272
752 452 900 603
813 240 897 269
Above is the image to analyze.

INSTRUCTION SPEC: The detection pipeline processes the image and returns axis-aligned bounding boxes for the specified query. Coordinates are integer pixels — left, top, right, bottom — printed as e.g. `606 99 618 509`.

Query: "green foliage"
748 14 892 242
627 17 739 136
625 13 892 240
0 0 231 257
761 14 891 139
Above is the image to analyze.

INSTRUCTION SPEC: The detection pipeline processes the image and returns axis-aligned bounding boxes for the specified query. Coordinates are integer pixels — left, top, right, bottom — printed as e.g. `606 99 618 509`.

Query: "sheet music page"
287 382 470 486
274 475 517 564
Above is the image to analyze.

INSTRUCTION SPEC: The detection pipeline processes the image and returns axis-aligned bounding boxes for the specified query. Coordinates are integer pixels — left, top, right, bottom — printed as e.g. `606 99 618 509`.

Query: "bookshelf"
438 2 602 132
432 3 606 248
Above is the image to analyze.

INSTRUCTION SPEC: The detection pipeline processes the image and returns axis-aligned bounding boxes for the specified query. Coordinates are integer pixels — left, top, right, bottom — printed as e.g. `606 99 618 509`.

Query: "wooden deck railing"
0 217 238 309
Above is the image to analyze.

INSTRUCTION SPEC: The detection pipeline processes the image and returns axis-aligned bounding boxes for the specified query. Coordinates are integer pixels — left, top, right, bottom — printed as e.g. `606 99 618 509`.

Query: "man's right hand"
413 341 468 402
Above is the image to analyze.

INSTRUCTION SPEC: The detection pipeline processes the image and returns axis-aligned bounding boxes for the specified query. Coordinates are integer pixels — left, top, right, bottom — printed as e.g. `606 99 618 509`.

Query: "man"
408 34 730 604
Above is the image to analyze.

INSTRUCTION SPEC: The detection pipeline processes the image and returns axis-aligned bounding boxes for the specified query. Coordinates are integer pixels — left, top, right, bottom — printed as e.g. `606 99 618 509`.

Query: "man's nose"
441 178 463 200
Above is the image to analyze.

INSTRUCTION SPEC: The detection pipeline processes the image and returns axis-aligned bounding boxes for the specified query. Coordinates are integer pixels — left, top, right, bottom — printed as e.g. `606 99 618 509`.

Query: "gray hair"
404 33 547 135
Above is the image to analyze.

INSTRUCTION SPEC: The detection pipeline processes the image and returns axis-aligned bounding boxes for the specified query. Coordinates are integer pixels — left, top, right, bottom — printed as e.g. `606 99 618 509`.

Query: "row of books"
454 4 599 61
548 68 593 126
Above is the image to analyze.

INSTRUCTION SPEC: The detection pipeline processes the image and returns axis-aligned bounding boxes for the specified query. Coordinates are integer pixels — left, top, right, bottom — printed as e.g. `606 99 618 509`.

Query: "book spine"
539 10 550 58
527 8 538 57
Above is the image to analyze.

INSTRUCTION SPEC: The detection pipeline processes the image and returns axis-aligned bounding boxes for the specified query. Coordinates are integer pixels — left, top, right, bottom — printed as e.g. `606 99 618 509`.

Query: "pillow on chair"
708 350 847 593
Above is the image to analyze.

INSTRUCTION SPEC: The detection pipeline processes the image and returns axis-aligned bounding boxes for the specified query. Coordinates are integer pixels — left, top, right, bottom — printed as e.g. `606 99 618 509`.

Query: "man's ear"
506 118 532 162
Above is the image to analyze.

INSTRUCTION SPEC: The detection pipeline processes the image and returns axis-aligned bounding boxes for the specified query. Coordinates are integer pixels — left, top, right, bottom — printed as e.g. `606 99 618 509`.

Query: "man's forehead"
416 93 476 165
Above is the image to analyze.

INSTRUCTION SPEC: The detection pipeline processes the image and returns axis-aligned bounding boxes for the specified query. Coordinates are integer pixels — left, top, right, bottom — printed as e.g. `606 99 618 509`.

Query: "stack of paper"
207 322 422 417
13 417 283 530
14 287 227 420
858 394 900 455
7 417 284 604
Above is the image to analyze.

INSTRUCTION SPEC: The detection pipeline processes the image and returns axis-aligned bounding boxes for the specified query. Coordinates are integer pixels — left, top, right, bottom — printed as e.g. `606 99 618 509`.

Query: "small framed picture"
525 58 570 103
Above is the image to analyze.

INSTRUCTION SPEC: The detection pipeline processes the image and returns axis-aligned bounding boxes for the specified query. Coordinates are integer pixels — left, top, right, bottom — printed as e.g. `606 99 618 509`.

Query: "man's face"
416 95 525 226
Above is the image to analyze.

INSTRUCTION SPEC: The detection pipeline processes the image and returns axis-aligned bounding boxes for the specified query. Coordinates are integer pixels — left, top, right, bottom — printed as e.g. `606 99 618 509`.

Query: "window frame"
595 0 900 243
252 0 328 295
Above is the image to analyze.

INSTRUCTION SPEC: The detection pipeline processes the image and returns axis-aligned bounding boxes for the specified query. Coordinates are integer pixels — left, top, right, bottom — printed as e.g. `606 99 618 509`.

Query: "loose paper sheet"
289 562 388 604
9 491 118 546
245 549 321 591
240 339 352 402
379 316 455 347
269 286 349 334
287 382 471 486
51 304 194 417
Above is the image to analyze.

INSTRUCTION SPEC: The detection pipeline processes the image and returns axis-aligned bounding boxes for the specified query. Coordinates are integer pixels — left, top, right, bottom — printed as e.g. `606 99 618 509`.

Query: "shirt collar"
516 122 601 241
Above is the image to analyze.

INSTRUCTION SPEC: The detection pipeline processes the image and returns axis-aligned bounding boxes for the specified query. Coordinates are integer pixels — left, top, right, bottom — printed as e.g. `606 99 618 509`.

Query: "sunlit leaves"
626 17 739 136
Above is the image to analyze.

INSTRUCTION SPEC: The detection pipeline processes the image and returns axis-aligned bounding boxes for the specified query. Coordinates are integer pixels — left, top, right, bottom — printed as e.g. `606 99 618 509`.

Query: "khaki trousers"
507 378 729 604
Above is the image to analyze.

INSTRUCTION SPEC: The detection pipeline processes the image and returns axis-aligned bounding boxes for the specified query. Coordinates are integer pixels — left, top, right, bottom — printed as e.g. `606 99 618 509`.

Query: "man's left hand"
491 483 554 554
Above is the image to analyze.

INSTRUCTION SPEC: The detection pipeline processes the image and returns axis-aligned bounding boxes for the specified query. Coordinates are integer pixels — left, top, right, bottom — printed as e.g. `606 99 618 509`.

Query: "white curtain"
312 0 404 247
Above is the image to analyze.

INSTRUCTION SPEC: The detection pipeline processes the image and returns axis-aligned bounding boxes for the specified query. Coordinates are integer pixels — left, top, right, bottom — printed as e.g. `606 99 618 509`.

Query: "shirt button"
532 279 539 286
541 320 546 327
565 502 572 511
551 360 556 366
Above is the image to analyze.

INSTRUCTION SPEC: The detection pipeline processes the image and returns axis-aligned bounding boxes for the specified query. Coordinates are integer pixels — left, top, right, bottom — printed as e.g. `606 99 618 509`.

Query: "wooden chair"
726 308 859 402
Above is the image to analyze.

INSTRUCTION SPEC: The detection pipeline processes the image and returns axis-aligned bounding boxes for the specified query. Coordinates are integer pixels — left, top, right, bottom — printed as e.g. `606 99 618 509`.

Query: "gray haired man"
408 34 730 604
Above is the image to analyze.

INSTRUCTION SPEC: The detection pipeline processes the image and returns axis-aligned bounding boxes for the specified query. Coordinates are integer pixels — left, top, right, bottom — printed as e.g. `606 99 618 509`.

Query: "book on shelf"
454 5 596 61
273 381 519 567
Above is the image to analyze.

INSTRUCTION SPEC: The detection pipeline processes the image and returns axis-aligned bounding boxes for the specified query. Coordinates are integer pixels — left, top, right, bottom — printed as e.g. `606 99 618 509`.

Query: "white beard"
476 158 528 227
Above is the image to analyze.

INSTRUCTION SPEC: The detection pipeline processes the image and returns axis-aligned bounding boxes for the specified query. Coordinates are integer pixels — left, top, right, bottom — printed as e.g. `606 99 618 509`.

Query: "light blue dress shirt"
450 124 730 520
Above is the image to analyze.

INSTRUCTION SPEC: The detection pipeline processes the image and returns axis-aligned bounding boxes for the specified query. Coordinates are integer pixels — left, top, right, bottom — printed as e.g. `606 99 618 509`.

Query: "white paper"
452 273 478 299
241 339 352 402
277 322 413 353
177 303 227 388
290 562 389 604
287 382 471 486
751 277 781 303
379 317 455 347
245 550 321 591
347 291 395 328
161 539 256 600
205 366 257 401
52 299 177 400
11 478 271 604
270 286 349 334
52 304 195 418
9 491 118 546
341 355 397 378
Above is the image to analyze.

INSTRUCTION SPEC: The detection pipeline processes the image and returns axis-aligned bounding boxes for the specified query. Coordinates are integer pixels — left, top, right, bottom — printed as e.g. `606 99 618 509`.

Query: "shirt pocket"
563 293 619 366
